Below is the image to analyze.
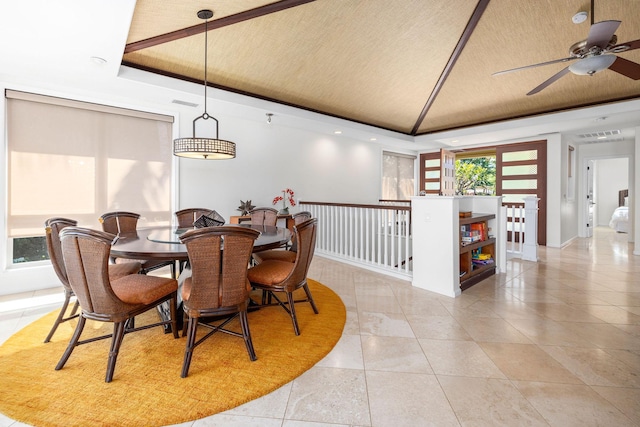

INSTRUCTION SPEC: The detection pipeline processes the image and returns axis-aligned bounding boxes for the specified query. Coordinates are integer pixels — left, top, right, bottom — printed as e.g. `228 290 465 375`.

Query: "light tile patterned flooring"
1 227 639 426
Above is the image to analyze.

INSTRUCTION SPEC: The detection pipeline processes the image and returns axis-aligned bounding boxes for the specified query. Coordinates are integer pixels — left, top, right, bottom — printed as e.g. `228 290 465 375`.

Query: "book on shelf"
470 222 487 240
472 258 494 266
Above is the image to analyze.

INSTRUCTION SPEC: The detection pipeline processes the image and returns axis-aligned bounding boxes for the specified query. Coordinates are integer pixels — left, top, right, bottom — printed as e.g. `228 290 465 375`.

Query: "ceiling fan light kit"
568 54 616 75
494 3 640 95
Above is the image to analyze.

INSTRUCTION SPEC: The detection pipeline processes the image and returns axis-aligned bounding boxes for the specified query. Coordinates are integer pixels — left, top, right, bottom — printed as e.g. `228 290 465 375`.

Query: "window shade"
382 151 416 200
6 90 174 237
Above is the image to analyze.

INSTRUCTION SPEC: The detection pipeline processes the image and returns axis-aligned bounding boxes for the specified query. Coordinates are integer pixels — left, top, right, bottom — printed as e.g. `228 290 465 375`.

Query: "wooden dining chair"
56 226 178 382
252 211 313 264
99 211 175 277
175 208 213 228
43 218 141 343
248 207 278 227
178 226 260 377
248 218 318 335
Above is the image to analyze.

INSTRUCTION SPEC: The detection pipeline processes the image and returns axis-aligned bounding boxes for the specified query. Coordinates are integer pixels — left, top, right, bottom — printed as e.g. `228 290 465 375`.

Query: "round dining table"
110 224 291 262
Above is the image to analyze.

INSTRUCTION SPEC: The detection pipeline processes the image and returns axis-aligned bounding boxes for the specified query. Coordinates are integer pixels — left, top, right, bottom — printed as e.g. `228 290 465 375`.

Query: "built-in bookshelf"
459 213 496 290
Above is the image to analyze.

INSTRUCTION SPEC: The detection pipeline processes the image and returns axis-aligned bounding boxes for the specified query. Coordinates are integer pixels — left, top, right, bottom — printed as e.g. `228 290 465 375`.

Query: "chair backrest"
175 208 213 228
292 211 312 225
283 218 317 289
179 226 260 313
290 211 313 252
59 227 128 316
99 211 140 234
249 207 278 226
45 217 78 289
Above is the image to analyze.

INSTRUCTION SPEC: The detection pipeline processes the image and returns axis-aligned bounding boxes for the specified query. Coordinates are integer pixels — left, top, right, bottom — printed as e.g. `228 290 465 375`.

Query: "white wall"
546 134 563 248
559 135 579 245
177 114 383 220
595 158 628 226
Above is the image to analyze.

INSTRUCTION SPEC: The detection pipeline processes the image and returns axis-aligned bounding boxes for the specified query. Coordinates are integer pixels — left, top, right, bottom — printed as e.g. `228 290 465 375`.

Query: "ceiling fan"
493 5 640 95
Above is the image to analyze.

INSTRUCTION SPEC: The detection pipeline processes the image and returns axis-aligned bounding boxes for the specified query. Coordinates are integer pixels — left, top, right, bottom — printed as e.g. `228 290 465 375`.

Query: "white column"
522 196 539 262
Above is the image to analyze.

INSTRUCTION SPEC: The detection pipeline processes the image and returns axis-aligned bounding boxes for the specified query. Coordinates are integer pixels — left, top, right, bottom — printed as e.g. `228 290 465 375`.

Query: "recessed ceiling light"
451 139 459 143
597 136 607 139
90 56 107 65
572 11 588 24
334 130 342 135
370 137 377 141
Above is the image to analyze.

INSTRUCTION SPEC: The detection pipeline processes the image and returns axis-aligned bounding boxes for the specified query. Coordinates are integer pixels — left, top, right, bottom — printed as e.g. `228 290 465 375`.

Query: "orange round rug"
0 279 345 427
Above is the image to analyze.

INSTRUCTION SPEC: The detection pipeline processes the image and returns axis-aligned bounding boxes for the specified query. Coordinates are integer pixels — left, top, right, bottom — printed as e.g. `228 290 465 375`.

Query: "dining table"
110 223 292 331
110 223 291 263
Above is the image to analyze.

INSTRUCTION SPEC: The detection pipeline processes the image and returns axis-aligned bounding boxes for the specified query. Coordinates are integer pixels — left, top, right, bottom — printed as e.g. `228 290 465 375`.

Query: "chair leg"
181 309 189 337
181 316 198 378
69 300 80 316
55 315 86 370
239 310 257 361
169 296 179 339
44 290 73 343
286 291 300 336
303 283 319 314
105 321 127 383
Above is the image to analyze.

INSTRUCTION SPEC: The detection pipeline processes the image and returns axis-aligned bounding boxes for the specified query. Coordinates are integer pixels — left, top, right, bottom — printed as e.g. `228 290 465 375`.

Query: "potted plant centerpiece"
273 188 296 215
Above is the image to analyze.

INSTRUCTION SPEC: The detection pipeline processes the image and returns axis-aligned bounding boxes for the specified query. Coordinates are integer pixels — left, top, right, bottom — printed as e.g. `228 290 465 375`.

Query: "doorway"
583 156 630 239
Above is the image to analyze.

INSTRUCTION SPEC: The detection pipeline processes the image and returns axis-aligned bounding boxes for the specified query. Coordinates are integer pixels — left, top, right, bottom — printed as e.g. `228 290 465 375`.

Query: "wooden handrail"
299 201 410 211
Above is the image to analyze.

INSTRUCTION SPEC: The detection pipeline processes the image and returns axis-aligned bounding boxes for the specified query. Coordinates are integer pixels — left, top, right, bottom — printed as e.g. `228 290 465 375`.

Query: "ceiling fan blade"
609 56 640 80
609 38 640 53
493 57 575 76
527 67 571 96
586 20 621 49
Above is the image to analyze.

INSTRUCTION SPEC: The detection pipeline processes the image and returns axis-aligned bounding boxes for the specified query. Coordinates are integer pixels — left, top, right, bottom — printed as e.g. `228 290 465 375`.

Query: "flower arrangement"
273 188 296 214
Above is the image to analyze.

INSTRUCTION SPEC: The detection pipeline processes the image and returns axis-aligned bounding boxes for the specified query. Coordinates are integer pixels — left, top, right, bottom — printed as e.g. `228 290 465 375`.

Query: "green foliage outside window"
13 236 49 263
455 157 496 195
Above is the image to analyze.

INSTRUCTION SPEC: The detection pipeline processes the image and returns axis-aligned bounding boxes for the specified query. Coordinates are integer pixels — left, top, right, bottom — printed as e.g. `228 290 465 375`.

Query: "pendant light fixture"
173 9 236 160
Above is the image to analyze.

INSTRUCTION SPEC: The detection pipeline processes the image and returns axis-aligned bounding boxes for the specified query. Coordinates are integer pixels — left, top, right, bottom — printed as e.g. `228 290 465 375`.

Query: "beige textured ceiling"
123 0 640 135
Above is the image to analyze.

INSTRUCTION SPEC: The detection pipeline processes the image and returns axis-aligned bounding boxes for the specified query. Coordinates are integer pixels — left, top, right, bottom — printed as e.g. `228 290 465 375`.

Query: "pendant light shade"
173 9 236 160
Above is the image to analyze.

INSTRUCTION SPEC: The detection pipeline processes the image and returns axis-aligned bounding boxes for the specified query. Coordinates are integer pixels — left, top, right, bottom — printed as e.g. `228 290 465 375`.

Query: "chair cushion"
253 249 296 264
247 260 293 286
111 275 178 305
108 262 141 281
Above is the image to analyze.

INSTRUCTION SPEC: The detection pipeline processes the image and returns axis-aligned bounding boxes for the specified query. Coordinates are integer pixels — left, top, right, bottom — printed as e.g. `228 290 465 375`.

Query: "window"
455 155 496 195
496 140 547 245
382 151 416 200
6 90 174 264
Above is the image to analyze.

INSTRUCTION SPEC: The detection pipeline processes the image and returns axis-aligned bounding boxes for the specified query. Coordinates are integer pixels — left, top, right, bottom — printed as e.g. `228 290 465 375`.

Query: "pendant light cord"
203 16 209 118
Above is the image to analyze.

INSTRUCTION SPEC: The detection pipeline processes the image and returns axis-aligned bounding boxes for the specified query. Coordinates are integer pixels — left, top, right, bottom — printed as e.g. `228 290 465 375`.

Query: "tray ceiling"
122 0 640 136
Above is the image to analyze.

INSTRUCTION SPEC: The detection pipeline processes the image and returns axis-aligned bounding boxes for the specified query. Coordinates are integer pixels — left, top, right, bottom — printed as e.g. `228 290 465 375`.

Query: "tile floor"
1 227 639 426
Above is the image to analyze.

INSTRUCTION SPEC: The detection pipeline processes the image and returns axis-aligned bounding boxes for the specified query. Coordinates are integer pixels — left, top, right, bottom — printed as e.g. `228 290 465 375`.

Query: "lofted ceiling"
121 0 640 137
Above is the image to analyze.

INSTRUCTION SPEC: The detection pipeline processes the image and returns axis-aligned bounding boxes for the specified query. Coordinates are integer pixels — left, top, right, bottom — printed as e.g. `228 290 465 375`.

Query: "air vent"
582 136 624 144
171 99 199 108
576 129 621 139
